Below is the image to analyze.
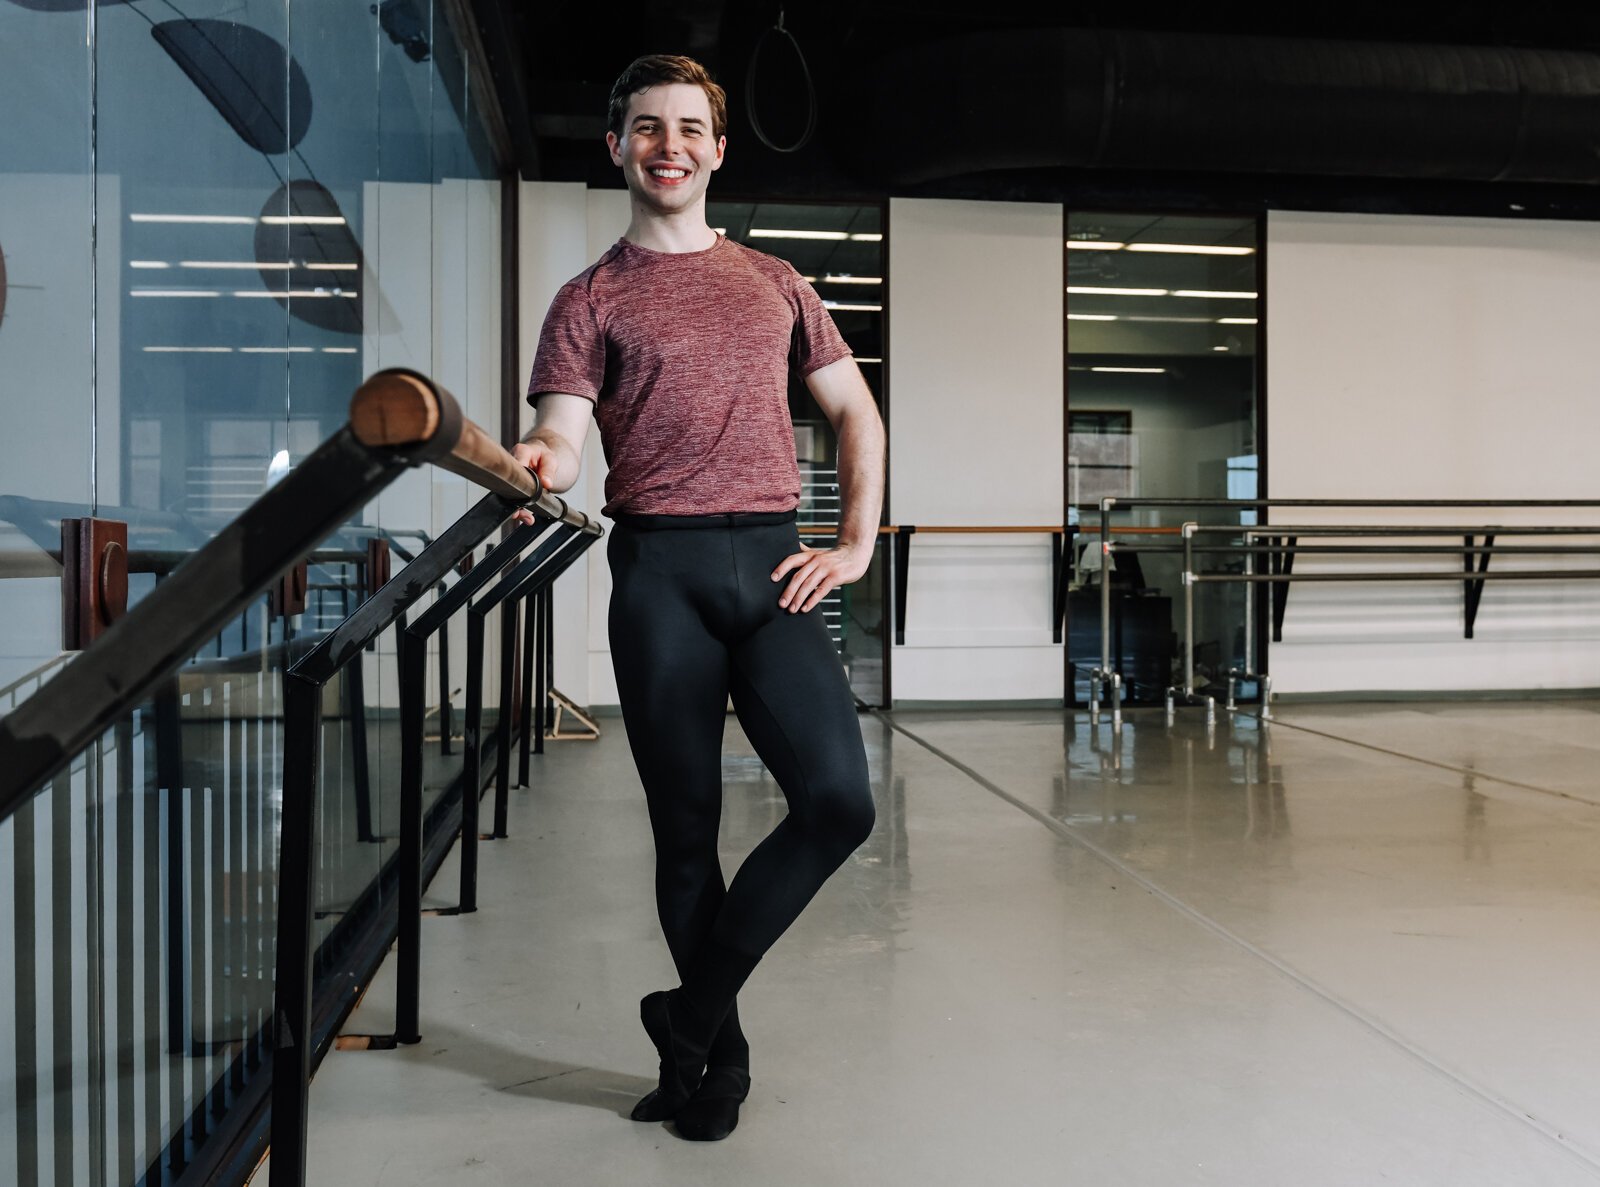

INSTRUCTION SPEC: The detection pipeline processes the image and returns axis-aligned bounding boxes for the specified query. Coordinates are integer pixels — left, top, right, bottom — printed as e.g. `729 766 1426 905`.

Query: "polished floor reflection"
256 702 1600 1185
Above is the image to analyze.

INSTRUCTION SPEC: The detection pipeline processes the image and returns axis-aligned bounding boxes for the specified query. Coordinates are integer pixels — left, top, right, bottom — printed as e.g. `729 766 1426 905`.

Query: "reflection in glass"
1066 213 1261 704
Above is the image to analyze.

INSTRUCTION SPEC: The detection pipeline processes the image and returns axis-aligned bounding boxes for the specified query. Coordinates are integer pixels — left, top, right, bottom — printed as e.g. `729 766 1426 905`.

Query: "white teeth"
650 168 687 179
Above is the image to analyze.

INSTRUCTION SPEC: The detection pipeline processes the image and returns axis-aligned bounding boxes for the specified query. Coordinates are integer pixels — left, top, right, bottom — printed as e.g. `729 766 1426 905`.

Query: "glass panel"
1 665 283 1183
1 0 502 1179
709 201 888 705
0 3 93 697
1066 212 1261 704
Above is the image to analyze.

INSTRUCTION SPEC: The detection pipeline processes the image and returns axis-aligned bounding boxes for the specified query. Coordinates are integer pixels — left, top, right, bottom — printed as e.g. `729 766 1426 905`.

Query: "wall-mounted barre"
1085 497 1600 731
795 523 1078 646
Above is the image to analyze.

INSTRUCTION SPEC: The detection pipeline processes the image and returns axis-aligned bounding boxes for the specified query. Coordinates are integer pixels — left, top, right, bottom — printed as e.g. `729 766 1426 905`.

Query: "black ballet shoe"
632 989 712 1122
673 1065 752 1142
628 1085 684 1123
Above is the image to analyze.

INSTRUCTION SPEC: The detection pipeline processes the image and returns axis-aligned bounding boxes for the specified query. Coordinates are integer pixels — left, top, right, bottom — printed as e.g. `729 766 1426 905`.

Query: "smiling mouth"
647 166 689 182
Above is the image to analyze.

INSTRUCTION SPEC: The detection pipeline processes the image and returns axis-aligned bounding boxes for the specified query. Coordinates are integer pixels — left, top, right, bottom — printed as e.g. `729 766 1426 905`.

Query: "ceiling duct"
868 28 1600 187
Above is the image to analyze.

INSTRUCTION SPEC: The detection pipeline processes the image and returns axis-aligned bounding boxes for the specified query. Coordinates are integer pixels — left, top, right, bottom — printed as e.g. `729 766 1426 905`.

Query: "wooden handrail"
350 369 563 515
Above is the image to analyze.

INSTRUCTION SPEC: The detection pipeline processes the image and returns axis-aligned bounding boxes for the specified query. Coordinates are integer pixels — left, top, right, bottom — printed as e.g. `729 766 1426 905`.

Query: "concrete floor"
255 701 1600 1186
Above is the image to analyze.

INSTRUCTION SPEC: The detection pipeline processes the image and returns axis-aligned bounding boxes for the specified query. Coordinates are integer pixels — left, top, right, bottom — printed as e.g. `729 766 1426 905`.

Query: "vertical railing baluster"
114 717 136 1187
13 798 39 1187
439 598 453 757
461 611 485 913
518 593 536 786
52 765 74 1183
269 672 323 1187
88 732 109 1187
494 601 517 839
395 631 427 1046
542 591 554 740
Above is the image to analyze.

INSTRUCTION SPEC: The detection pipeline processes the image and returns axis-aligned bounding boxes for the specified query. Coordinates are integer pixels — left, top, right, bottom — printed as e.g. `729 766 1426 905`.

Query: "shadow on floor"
340 1018 657 1120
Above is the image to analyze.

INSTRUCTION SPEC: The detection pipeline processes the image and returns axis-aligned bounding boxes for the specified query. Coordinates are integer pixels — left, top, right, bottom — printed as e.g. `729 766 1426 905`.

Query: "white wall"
365 178 504 707
0 173 98 688
1266 210 1600 693
517 182 629 707
887 198 1064 701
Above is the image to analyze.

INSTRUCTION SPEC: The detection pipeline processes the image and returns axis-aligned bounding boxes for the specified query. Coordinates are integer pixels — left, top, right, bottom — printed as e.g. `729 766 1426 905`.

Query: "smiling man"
512 55 886 1142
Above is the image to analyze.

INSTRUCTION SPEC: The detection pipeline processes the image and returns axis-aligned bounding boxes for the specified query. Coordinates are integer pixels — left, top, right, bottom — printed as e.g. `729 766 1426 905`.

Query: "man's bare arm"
769 357 886 613
512 392 594 495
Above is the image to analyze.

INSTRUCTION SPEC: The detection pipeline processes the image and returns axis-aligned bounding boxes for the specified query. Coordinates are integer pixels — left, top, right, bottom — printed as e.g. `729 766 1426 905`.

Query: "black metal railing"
0 369 601 1187
271 486 598 1186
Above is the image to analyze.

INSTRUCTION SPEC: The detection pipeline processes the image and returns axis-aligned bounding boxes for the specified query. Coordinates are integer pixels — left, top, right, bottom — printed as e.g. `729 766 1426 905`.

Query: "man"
512 54 885 1142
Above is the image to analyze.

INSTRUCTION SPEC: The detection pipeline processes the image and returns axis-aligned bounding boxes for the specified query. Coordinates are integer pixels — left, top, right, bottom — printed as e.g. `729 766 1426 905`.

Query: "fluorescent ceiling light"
1126 243 1256 256
1068 286 1169 296
850 233 883 242
1213 345 1229 351
749 228 848 240
1172 289 1257 299
1217 317 1259 325
323 347 359 354
129 260 170 269
143 345 233 352
821 275 882 285
1121 315 1213 324
240 346 316 353
303 262 359 271
853 356 883 363
131 213 256 225
1066 240 1126 251
183 260 292 269
233 290 357 298
131 289 221 297
259 215 347 226
1067 314 1118 322
822 301 882 312
1090 366 1167 374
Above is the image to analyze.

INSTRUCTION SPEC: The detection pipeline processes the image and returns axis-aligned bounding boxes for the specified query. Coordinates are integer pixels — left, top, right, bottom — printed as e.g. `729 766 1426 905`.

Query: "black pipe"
871 29 1600 188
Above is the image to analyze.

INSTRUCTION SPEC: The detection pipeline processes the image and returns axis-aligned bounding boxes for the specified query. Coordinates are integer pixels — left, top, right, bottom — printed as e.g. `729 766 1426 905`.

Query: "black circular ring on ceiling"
745 10 817 155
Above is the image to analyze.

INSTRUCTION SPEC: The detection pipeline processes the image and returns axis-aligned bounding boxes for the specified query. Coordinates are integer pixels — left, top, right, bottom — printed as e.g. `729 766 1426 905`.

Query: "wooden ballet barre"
795 524 1067 535
349 368 589 530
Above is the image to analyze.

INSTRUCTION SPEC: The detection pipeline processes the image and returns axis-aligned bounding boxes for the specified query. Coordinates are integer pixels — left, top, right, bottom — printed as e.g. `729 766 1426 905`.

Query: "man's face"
606 82 725 214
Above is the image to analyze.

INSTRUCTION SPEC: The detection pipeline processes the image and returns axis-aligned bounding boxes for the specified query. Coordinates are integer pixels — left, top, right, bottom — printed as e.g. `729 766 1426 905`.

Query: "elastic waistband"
612 509 797 532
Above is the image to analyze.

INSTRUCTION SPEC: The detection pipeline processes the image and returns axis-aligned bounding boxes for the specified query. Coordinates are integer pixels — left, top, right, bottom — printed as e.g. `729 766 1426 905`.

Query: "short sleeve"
528 281 604 404
787 266 855 378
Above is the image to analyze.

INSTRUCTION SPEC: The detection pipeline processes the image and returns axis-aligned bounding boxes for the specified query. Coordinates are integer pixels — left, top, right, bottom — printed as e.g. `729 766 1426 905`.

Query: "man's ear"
711 134 727 170
606 130 623 166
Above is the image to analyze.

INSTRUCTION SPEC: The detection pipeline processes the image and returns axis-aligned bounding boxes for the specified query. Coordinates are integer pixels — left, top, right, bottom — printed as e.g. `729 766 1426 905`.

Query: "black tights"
607 511 876 1053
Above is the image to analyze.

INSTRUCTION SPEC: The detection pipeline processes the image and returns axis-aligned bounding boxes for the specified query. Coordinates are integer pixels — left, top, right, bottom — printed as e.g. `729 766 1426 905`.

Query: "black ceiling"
476 1 1600 218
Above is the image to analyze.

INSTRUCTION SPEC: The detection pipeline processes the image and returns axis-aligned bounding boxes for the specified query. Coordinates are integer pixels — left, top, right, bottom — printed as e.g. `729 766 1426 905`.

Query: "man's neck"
623 200 719 254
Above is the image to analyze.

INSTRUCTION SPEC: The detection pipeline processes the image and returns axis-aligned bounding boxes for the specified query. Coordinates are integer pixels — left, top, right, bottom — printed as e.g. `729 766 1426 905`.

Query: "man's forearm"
834 404 886 554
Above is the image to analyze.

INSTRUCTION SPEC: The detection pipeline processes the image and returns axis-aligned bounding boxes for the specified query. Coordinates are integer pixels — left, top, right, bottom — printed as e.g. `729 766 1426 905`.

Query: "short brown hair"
607 54 728 141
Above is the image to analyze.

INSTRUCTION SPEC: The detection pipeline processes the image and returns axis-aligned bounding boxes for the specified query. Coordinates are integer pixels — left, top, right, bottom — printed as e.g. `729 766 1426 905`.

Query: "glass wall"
1065 213 1261 703
708 200 889 705
0 2 501 1181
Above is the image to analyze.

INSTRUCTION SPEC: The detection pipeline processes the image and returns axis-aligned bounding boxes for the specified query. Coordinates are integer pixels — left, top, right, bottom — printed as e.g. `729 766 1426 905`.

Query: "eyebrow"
630 114 707 128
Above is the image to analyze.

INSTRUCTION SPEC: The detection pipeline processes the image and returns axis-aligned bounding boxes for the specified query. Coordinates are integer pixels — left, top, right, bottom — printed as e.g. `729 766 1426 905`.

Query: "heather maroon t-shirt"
528 235 853 516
